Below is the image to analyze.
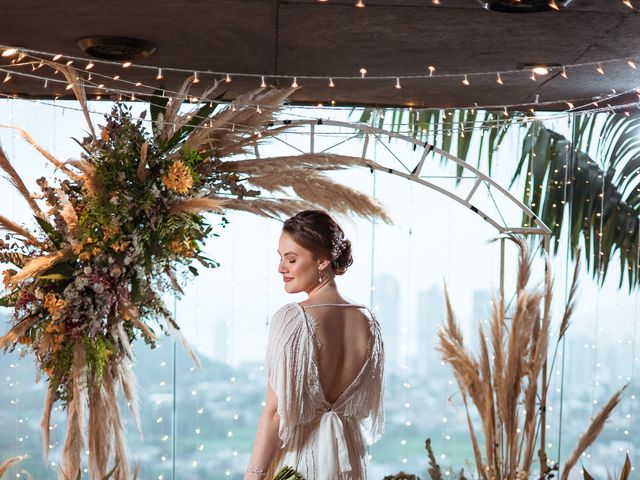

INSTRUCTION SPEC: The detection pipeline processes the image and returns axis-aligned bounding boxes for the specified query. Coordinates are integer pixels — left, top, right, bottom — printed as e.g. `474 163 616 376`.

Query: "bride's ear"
317 257 331 271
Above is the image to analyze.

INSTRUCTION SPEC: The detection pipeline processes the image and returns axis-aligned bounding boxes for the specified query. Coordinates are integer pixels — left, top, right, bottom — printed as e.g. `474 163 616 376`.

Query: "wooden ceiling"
0 0 639 111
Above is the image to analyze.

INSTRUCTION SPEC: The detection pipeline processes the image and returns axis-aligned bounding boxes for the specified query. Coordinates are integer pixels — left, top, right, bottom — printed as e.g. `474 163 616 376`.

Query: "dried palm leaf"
43 61 96 140
218 153 370 175
88 375 111 477
105 366 130 480
425 439 443 480
0 214 40 245
0 124 80 180
223 197 316 220
9 249 68 285
162 313 201 368
169 197 227 215
0 146 44 217
0 315 38 350
0 455 28 479
160 76 197 141
40 385 55 459
118 361 142 436
560 385 628 480
137 142 148 181
59 342 86 480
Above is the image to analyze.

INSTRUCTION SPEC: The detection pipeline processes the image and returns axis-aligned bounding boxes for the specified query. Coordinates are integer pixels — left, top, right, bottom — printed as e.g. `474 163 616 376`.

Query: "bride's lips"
284 277 294 283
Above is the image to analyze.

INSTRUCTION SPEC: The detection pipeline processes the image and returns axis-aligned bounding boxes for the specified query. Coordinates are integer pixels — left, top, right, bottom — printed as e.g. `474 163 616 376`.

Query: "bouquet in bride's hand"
272 466 305 480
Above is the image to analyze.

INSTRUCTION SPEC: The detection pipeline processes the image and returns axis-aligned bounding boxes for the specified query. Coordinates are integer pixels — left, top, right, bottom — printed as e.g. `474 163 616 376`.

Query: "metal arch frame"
260 118 552 238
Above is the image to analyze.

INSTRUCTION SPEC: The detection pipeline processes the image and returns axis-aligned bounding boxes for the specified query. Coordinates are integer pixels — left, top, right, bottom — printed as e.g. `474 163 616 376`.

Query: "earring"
318 268 324 283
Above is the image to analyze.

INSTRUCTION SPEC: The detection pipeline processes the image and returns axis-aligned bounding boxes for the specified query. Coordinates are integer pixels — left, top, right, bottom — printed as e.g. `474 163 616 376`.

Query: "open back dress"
264 302 385 480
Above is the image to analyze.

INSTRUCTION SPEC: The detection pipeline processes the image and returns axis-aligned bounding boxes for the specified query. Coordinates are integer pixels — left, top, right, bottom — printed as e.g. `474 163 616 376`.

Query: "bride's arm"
244 383 280 480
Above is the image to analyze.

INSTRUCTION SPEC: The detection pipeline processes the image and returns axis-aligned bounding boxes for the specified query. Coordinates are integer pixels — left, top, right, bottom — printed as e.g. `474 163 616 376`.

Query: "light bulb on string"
43 78 48 88
548 0 560 10
503 106 509 117
428 65 435 77
496 72 503 85
328 78 335 88
3 72 11 83
597 63 605 75
623 0 633 8
260 76 266 87
135 81 141 86
156 68 163 80
52 53 62 61
225 73 231 83
355 0 365 7
628 59 637 70
122 61 132 68
113 74 120 80
85 62 94 70
65 60 73 66
561 66 568 78
432 0 441 4
395 77 401 89
1 47 18 57
566 101 574 109
291 77 298 87
193 72 200 84
462 74 470 86
360 67 367 78
529 71 537 81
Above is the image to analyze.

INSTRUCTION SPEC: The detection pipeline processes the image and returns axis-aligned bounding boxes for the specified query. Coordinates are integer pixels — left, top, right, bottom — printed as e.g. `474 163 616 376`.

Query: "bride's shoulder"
271 302 303 319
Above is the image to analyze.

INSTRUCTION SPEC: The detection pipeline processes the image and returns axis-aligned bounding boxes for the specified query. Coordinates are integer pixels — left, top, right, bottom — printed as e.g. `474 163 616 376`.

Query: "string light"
549 0 560 10
328 77 335 88
1 48 17 57
156 68 163 80
462 74 470 86
561 66 568 79
260 76 266 87
355 0 365 6
628 59 637 70
290 77 297 87
428 65 435 77
530 71 537 81
395 77 401 89
623 0 633 8
225 73 231 83
85 62 94 70
360 67 367 78
52 53 62 61
597 63 605 75
122 61 132 68
496 72 503 85
193 72 200 84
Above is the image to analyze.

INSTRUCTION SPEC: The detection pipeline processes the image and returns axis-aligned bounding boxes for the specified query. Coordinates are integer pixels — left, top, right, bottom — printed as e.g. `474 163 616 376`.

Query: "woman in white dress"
244 210 385 480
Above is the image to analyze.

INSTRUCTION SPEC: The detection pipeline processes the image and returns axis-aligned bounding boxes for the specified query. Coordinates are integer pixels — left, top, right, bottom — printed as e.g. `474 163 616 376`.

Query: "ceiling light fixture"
77 36 157 61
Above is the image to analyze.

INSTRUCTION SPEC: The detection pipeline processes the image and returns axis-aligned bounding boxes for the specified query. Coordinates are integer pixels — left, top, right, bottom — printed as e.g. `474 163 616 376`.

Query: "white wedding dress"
264 302 385 480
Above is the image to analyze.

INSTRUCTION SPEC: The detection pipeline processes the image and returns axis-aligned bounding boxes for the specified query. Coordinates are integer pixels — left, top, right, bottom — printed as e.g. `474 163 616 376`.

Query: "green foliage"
359 107 640 291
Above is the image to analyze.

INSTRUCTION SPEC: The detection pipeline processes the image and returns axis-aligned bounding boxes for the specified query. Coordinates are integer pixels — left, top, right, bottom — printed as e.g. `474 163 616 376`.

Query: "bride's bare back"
299 303 372 405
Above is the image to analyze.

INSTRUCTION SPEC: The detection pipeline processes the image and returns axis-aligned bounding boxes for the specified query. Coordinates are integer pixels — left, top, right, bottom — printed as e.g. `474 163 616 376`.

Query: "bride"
244 210 385 480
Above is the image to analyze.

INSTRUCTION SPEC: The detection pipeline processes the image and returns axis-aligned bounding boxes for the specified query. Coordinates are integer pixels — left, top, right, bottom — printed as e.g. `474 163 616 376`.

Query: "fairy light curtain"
0 99 638 478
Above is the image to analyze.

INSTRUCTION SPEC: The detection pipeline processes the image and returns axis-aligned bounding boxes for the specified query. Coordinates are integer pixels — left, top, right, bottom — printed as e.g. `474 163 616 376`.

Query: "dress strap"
301 303 367 308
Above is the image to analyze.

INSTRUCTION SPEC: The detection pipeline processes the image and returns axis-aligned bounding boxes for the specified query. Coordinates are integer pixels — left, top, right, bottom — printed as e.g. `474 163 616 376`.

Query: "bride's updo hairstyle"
282 210 353 275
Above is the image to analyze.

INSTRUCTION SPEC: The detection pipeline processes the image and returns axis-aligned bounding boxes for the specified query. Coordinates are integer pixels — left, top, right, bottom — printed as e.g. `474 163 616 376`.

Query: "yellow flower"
169 238 195 257
162 160 194 194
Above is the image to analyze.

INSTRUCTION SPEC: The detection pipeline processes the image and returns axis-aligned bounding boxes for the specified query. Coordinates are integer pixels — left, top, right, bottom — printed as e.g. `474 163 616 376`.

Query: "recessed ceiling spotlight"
479 0 573 13
77 36 157 61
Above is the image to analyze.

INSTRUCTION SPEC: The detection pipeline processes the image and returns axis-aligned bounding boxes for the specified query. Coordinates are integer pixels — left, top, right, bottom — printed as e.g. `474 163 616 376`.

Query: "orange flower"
44 294 65 321
2 269 16 289
101 128 110 142
162 160 194 194
169 238 195 257
18 335 32 345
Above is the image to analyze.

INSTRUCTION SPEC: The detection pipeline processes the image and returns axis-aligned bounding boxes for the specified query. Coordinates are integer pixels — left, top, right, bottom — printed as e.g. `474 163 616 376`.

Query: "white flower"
83 266 93 275
92 283 104 294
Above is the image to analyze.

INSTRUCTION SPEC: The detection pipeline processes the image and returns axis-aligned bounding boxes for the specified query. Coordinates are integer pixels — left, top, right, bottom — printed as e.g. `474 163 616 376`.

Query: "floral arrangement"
0 62 390 479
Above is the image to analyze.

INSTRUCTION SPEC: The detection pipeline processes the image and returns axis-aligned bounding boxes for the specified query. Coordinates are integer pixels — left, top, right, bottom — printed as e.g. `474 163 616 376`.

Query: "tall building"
414 285 445 377
373 273 400 372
